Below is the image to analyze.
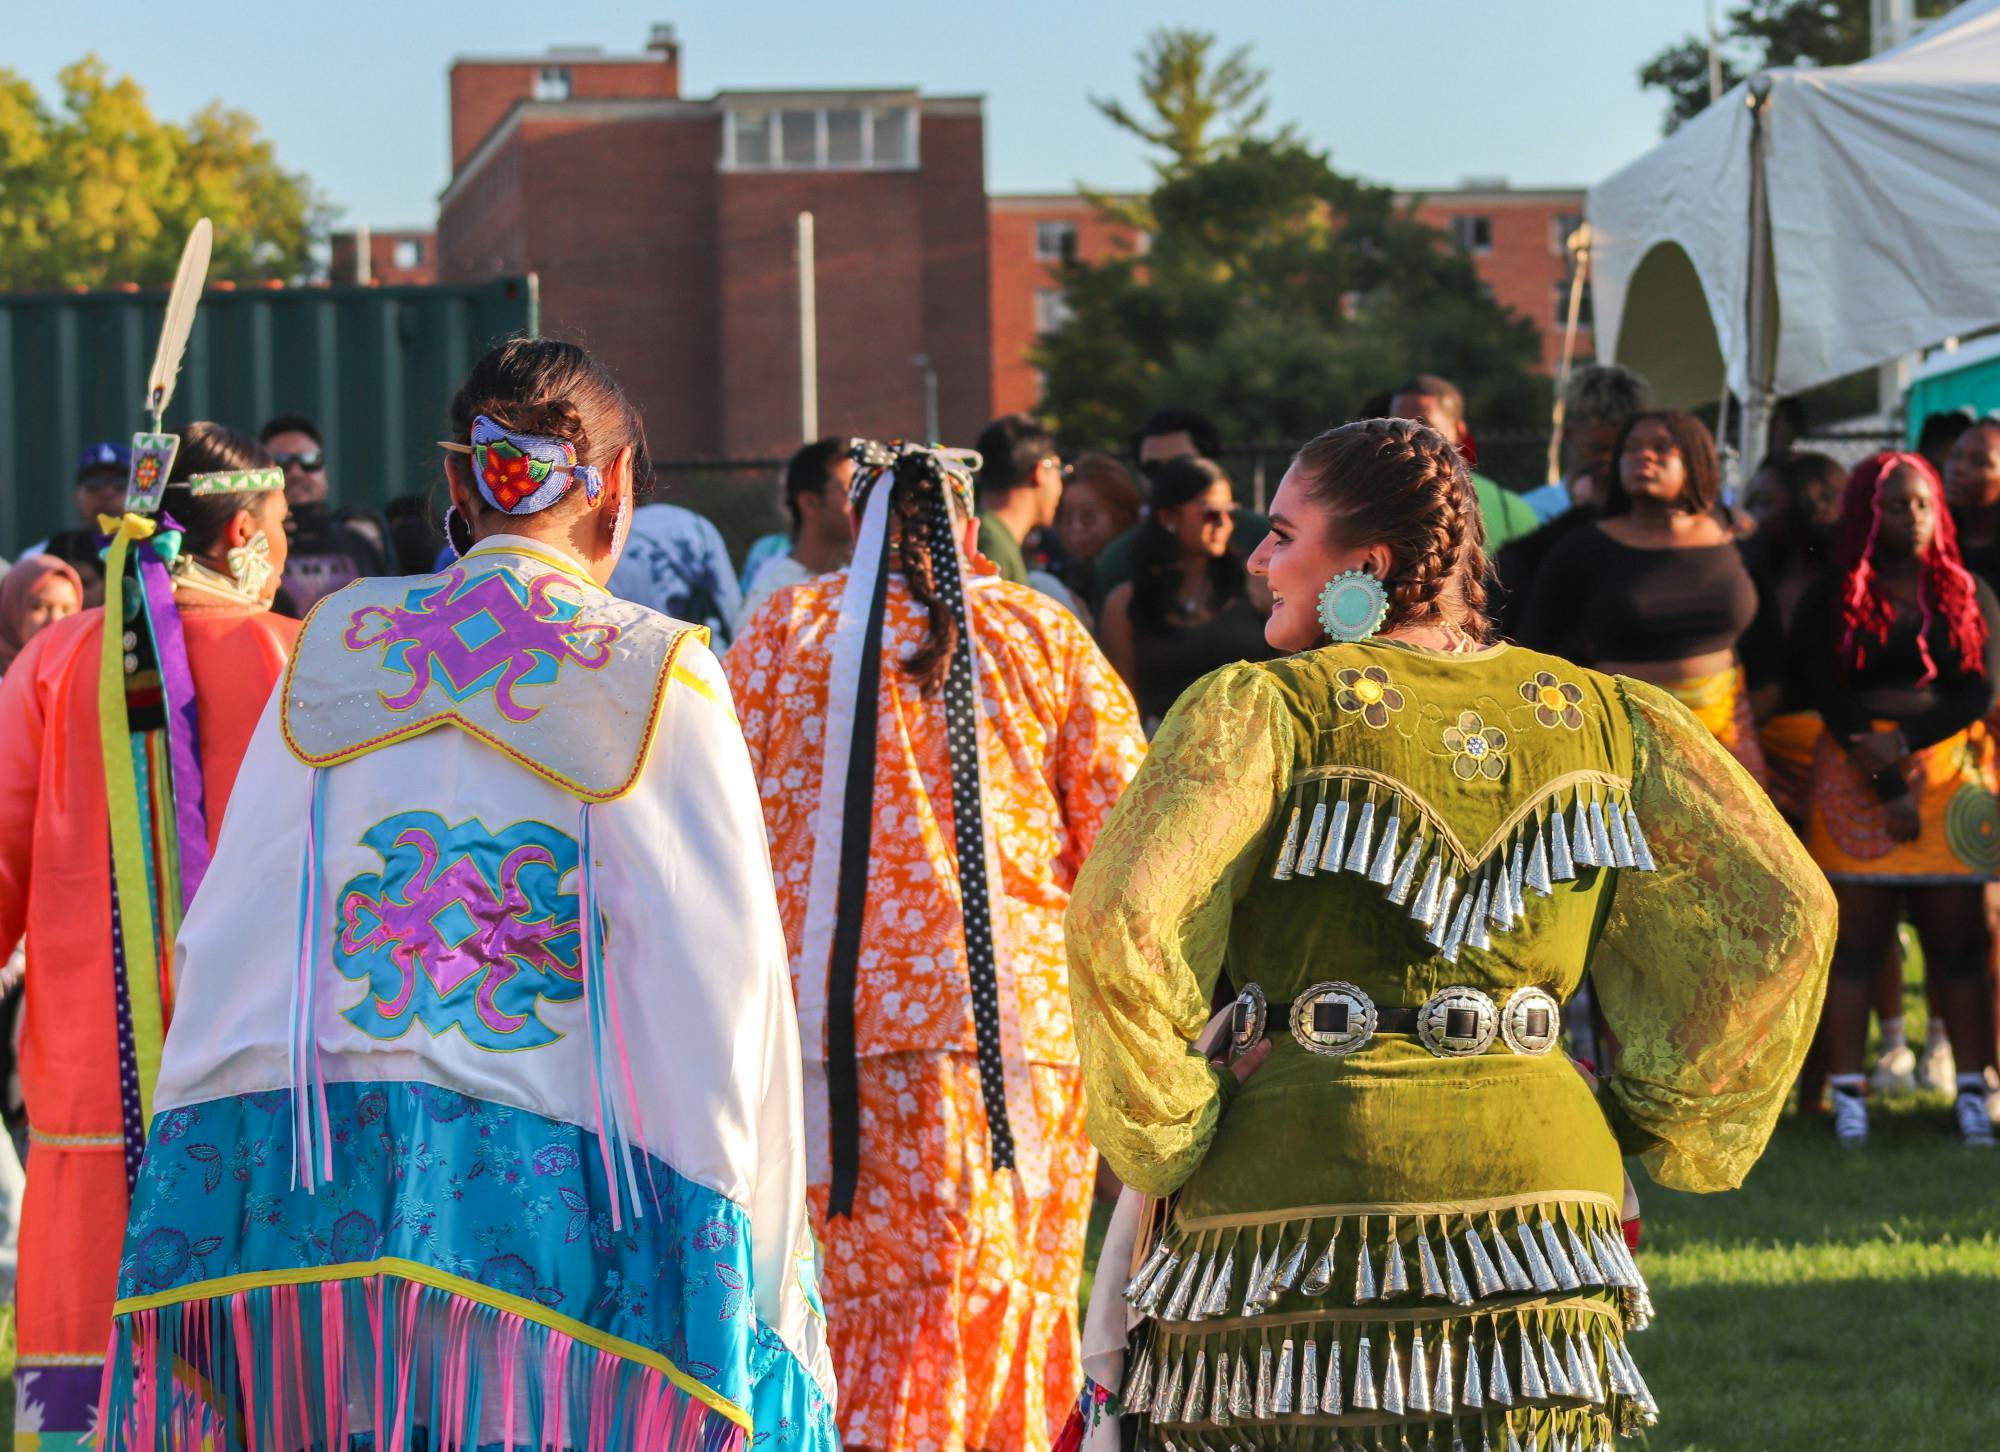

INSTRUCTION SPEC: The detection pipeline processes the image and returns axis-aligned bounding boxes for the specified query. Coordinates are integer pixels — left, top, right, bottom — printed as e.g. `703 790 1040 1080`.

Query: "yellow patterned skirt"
809 1051 1093 1452
1656 665 1769 787
1801 717 2000 883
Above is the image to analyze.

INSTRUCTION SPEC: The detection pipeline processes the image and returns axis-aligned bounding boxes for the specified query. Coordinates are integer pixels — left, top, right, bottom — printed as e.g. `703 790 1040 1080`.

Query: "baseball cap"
76 441 132 480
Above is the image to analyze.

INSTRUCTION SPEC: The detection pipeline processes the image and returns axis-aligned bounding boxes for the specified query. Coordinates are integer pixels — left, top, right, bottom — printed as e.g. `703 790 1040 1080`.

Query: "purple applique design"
343 563 618 723
336 811 584 1052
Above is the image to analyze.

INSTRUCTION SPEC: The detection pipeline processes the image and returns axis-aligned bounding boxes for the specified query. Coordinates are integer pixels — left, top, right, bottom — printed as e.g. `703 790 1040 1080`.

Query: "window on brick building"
721 102 919 170
731 109 772 165
827 109 865 165
1034 288 1074 334
1551 211 1583 255
393 238 424 270
1452 215 1493 254
1553 277 1594 329
1035 221 1079 263
533 66 572 102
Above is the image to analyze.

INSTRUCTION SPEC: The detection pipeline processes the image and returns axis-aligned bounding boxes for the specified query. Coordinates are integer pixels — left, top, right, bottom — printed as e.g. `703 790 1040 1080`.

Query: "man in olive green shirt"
1390 373 1538 551
973 413 1064 586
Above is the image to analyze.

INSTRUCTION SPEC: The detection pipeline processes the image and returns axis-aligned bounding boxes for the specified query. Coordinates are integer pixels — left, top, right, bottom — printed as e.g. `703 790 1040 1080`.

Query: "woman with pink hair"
1785 450 2000 1146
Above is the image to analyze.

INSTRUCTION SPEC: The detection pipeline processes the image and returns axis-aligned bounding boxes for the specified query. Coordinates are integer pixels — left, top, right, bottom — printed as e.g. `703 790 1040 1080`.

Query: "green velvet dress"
1067 640 1833 1452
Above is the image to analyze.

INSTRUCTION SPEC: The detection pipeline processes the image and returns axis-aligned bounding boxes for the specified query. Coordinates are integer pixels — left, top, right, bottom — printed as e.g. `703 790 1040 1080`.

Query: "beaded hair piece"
438 414 605 515
186 466 285 496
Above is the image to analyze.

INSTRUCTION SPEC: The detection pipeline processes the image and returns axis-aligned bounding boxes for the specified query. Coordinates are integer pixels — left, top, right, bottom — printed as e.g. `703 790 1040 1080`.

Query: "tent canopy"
1588 0 2000 410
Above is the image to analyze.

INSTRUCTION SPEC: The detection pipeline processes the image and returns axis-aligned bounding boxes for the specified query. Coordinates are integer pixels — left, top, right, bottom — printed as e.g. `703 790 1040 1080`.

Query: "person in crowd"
94 340 835 1448
734 436 856 633
260 413 389 614
1098 455 1276 730
0 556 83 678
1944 416 2000 585
1057 452 1143 609
1917 409 1974 483
1086 407 1242 613
608 492 743 643
0 423 299 1445
1495 365 1652 634
974 412 1065 587
1767 395 1808 457
725 440 1143 1452
1064 416 1830 1452
1741 450 1846 729
381 491 446 575
14 442 134 606
1518 410 1767 780
1784 451 2000 1146
1389 374 1539 552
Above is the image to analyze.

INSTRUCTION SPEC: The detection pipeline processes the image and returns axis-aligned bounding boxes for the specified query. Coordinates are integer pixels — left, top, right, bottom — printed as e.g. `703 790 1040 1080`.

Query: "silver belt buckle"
1500 986 1562 1056
1229 983 1267 1062
1289 981 1377 1056
1416 986 1499 1057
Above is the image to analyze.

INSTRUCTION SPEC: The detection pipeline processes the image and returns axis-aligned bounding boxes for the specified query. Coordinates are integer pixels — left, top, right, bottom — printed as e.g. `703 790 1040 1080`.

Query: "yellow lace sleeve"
1593 678 1836 1193
1065 662 1294 1196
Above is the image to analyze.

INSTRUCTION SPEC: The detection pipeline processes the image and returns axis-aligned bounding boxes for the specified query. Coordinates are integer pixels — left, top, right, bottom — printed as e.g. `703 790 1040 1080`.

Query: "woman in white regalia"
99 339 837 1452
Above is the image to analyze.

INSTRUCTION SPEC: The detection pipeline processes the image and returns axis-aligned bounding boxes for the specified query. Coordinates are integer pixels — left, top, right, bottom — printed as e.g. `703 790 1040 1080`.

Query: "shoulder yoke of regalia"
280 548 705 802
1250 640 1656 964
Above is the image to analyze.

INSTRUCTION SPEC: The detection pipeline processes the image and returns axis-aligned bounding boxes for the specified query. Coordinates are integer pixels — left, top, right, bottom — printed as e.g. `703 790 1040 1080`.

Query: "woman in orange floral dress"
725 440 1145 1451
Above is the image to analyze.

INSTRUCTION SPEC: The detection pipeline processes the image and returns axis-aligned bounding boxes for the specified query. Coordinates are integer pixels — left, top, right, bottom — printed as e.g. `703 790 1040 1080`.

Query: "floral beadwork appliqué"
1443 710 1510 780
1334 665 1406 728
1521 670 1587 730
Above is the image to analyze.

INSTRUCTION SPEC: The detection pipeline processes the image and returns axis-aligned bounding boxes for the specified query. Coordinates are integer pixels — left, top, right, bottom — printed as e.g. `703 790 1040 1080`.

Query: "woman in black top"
1099 455 1275 730
1786 451 2000 1147
1517 410 1766 779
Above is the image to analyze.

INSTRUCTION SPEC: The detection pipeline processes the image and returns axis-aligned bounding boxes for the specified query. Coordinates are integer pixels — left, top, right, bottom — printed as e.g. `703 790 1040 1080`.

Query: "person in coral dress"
726 440 1145 1452
0 423 298 1447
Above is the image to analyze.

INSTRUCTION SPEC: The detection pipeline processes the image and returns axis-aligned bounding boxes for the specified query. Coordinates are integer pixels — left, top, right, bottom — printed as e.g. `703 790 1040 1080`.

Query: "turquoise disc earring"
1317 569 1389 643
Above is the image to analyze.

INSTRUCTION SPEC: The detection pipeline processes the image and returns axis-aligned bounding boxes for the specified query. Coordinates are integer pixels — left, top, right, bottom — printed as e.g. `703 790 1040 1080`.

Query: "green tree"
1638 0 1873 133
1038 38 1544 468
0 56 330 291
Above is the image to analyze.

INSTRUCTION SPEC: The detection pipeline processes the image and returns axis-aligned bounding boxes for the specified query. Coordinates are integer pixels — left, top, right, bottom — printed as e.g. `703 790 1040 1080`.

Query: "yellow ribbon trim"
113 1254 752 1431
98 513 167 1126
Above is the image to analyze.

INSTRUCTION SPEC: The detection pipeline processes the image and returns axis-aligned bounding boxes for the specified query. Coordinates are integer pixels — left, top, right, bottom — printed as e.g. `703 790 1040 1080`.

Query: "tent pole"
1739 77 1776 498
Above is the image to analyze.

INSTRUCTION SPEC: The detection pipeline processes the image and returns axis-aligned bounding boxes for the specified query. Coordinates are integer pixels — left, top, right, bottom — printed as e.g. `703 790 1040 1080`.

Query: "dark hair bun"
476 397 589 455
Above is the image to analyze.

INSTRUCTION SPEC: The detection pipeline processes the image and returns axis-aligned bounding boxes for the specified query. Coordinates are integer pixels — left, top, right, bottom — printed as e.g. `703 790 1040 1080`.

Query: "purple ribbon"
135 542 211 908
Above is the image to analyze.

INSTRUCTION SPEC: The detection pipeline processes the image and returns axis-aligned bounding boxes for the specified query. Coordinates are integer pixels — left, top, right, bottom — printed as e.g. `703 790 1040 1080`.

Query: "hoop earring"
1318 568 1390 643
444 503 474 561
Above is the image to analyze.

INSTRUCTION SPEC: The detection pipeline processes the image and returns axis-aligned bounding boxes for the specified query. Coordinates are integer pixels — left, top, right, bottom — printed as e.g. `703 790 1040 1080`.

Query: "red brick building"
329 228 439 287
431 33 1586 453
436 32 990 461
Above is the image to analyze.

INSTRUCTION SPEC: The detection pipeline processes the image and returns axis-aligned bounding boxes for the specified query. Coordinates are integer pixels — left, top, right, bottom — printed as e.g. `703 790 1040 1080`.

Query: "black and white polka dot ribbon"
823 444 1015 1216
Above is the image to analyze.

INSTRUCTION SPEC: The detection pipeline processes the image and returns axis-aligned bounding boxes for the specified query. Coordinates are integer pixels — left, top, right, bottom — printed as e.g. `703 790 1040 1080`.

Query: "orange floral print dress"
726 566 1145 1452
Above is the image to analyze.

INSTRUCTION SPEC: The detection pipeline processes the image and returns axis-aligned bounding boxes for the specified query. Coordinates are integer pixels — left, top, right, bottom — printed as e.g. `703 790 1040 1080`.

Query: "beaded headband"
186 466 285 496
437 414 604 515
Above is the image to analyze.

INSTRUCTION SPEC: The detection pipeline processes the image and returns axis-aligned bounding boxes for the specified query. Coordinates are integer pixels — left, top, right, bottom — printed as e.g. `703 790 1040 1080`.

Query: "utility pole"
797 212 818 441
913 355 940 442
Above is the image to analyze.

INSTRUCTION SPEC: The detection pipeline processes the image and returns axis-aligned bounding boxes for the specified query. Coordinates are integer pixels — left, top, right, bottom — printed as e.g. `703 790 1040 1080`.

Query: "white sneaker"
1921 1038 1957 1096
1870 1044 1918 1097
1955 1090 1996 1148
1830 1085 1869 1145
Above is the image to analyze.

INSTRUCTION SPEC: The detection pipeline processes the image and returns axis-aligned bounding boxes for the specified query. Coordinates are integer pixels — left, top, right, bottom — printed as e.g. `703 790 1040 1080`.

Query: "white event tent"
1586 0 2000 465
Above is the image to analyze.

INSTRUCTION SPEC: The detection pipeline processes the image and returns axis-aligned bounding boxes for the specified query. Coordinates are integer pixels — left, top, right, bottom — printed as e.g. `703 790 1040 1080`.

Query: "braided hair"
1831 450 1986 685
1292 417 1492 635
847 451 964 695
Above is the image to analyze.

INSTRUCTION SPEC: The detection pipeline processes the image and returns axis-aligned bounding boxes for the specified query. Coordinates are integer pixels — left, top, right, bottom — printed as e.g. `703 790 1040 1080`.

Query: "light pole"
913 354 940 442
797 212 818 442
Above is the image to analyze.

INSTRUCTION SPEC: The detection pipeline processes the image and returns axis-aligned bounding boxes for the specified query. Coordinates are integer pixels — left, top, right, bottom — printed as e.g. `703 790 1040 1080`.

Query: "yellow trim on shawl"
114 1254 752 1431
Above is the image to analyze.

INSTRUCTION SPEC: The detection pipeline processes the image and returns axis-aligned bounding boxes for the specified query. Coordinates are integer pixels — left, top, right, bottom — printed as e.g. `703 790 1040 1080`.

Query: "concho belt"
1231 981 1561 1059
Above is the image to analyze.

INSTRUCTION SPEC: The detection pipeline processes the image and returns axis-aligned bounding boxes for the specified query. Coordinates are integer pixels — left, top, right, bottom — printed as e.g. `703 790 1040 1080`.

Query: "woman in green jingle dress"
1065 419 1833 1452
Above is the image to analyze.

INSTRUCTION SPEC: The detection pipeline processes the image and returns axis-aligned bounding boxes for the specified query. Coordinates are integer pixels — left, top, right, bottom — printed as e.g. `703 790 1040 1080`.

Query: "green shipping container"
0 276 537 557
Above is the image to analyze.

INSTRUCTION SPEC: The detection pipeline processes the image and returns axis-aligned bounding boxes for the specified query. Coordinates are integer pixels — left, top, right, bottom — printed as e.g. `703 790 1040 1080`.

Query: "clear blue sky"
13 1 1700 226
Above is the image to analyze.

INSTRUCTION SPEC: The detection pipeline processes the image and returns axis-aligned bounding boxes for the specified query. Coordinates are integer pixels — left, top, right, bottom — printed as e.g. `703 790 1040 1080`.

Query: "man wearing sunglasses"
259 414 389 615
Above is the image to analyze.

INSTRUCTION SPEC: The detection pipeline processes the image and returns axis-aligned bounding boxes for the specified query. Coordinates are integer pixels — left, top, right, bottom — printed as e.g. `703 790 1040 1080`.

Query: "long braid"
890 458 960 694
